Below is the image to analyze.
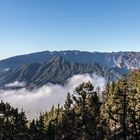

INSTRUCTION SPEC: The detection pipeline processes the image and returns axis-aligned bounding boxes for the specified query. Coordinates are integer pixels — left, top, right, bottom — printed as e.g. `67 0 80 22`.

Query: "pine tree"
127 70 140 139
0 101 28 140
61 93 77 140
36 114 47 139
72 81 102 140
102 82 116 139
103 77 130 139
29 119 38 139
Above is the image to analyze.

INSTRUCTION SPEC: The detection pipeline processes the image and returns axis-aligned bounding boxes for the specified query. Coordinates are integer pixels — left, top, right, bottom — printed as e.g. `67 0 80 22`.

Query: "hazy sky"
0 0 140 60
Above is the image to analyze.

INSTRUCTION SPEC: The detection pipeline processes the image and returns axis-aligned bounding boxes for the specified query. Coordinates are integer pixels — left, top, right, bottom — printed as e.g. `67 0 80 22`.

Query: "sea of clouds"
0 73 106 119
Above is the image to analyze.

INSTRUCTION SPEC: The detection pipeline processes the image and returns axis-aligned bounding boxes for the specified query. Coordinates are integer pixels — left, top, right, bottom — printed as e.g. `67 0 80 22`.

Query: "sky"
0 0 140 60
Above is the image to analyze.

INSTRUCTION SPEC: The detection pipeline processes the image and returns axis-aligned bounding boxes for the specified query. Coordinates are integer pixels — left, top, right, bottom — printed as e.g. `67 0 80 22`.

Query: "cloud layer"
0 73 106 119
5 81 26 88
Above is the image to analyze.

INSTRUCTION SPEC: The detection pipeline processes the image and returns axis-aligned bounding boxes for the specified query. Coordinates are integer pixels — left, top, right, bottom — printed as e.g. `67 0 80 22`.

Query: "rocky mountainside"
0 51 140 74
1 50 140 89
0 56 116 89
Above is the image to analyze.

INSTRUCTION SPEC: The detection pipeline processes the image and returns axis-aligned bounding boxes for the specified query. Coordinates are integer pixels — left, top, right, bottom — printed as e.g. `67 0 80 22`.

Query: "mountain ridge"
0 56 117 89
1 50 140 89
0 50 140 75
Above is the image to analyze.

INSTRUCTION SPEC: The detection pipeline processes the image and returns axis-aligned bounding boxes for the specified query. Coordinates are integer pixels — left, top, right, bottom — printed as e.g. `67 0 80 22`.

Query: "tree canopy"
0 70 140 139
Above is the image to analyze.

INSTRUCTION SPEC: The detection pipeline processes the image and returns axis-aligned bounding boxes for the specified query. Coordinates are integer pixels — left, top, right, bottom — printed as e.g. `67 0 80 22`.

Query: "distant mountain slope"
0 56 117 89
0 51 140 75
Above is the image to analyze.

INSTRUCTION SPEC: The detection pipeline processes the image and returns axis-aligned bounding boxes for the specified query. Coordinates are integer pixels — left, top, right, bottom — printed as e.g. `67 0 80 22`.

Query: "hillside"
0 51 140 75
0 56 116 89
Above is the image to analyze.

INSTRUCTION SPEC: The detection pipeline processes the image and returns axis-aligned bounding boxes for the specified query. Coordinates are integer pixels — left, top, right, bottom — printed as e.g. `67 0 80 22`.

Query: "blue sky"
0 0 140 60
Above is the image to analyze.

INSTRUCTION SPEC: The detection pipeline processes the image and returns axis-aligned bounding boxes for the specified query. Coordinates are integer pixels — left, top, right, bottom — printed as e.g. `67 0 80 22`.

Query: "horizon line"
1 50 140 61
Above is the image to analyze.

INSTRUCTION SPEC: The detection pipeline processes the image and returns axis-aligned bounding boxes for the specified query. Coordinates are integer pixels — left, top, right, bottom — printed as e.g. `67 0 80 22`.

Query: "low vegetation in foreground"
0 70 140 140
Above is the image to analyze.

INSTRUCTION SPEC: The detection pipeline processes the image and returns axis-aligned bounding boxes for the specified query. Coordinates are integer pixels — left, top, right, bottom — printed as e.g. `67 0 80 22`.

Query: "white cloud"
5 81 26 88
0 74 106 119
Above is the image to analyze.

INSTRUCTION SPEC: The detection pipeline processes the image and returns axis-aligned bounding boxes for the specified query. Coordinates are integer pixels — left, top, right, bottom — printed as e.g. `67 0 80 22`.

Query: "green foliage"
59 81 104 140
103 73 140 139
0 101 28 140
1 72 140 140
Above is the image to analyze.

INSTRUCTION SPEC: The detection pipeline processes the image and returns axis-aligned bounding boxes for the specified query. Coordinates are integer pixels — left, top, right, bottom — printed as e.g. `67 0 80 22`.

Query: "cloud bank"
5 81 26 88
0 74 106 119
